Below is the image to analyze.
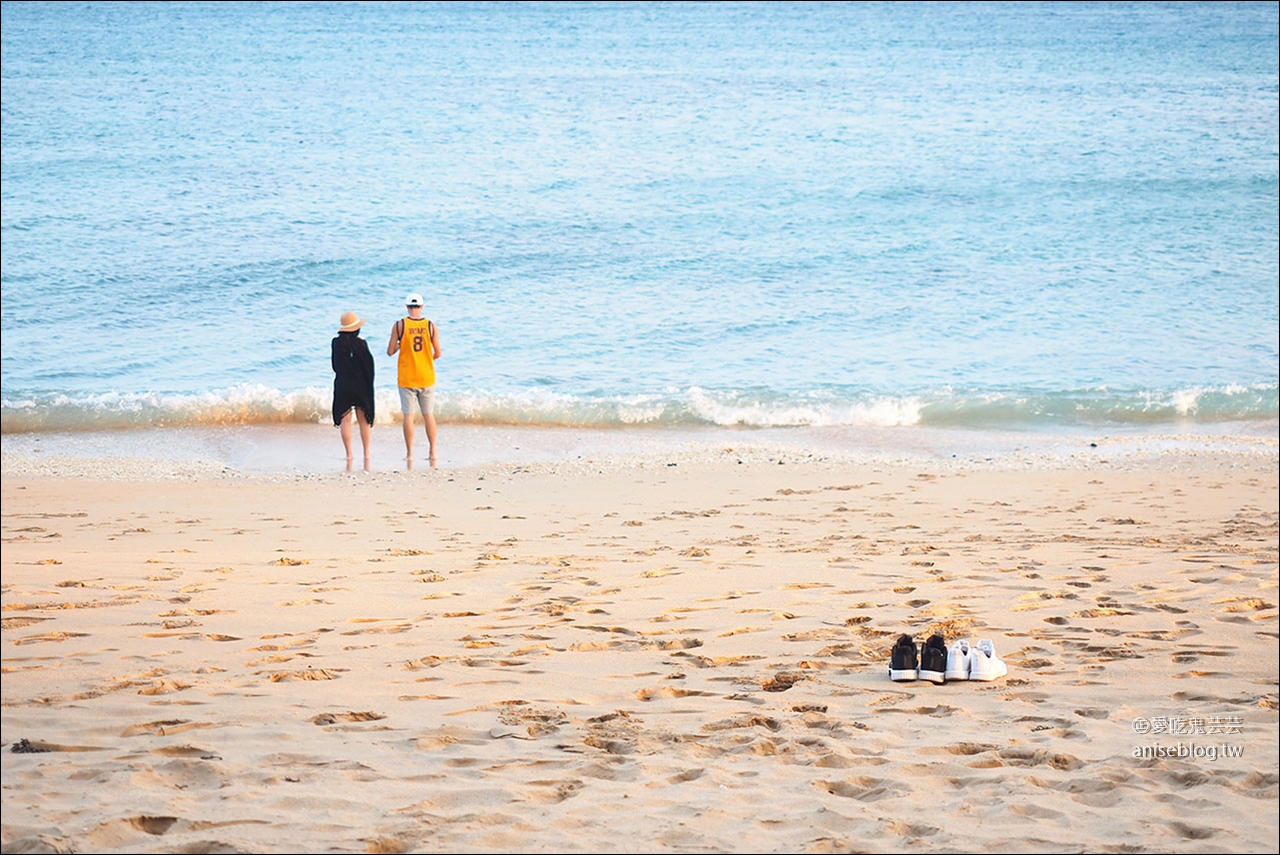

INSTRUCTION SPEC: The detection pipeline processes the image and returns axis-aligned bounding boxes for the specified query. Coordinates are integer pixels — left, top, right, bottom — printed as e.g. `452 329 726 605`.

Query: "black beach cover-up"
332 331 375 425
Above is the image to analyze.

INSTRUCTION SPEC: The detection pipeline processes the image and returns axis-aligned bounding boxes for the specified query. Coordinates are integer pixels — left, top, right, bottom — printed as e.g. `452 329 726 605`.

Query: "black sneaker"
919 633 947 684
889 634 918 682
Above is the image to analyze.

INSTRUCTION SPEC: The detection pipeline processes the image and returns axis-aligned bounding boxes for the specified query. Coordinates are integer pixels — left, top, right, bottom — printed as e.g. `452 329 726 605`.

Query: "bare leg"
340 410 355 466
356 408 372 470
402 413 415 461
425 412 438 467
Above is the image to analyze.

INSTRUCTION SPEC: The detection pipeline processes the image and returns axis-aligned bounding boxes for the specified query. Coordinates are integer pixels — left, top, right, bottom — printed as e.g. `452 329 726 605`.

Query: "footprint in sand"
1164 821 1221 842
524 778 584 803
993 746 1086 770
311 711 386 725
1 616 55 635
815 776 909 802
635 686 713 701
364 837 418 854
667 768 705 783
150 744 220 758
92 814 177 839
136 679 192 695
11 629 91 645
702 713 781 732
121 720 216 737
936 742 998 756
267 668 346 682
1008 803 1068 821
760 673 805 692
9 738 103 753
1170 646 1234 664
1025 772 1120 808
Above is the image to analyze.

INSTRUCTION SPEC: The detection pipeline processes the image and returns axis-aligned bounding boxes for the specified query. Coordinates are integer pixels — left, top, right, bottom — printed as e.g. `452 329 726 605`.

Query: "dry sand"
2 441 1277 853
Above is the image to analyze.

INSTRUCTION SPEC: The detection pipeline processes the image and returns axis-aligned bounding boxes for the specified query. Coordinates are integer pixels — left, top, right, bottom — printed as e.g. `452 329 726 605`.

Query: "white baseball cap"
405 293 424 307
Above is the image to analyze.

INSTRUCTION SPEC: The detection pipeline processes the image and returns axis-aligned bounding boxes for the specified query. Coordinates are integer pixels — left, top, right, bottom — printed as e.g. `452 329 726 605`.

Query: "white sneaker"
944 639 971 681
969 638 1008 682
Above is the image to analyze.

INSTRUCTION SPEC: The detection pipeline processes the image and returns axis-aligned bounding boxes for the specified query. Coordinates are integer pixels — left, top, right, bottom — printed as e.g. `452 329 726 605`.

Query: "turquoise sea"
2 1 1277 469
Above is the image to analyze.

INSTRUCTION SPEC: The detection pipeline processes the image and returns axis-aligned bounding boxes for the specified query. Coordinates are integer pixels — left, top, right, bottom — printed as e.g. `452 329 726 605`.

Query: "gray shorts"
399 386 435 416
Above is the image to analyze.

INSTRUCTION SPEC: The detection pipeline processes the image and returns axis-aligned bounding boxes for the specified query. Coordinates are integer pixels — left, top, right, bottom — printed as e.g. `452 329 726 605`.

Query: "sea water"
2 2 1277 469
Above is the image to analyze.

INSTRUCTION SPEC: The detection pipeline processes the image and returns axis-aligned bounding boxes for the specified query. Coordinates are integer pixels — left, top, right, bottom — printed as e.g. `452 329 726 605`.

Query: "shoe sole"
944 669 969 681
919 669 945 684
889 669 917 681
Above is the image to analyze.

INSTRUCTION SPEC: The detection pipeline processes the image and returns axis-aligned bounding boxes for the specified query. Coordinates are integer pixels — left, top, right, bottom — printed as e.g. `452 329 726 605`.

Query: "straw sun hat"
338 311 365 332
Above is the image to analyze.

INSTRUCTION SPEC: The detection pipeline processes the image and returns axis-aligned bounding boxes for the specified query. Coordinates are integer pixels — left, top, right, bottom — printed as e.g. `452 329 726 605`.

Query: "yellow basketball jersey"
397 316 436 388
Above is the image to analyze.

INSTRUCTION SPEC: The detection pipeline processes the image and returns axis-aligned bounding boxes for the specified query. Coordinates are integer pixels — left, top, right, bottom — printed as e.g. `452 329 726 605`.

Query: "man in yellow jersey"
387 292 442 466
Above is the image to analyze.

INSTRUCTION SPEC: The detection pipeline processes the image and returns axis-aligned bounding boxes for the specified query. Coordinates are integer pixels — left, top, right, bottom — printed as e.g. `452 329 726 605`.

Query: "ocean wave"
2 383 1276 434
443 388 927 428
0 385 333 433
916 385 1280 428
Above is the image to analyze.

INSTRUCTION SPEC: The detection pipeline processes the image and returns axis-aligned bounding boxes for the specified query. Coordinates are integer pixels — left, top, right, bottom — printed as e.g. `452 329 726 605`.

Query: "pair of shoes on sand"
889 634 1007 683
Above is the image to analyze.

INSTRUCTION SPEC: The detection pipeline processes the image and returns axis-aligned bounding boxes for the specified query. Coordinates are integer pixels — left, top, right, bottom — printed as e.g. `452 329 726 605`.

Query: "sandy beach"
2 436 1277 853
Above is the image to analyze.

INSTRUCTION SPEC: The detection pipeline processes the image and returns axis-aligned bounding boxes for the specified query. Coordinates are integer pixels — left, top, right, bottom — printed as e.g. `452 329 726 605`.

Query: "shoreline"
3 419 1277 481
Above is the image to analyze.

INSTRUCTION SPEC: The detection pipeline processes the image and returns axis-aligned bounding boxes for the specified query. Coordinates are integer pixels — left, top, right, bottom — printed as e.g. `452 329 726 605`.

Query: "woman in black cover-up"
332 311 375 468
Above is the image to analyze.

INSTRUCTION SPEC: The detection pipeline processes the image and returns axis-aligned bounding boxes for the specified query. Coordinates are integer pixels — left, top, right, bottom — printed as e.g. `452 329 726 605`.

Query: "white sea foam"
3 383 1277 434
